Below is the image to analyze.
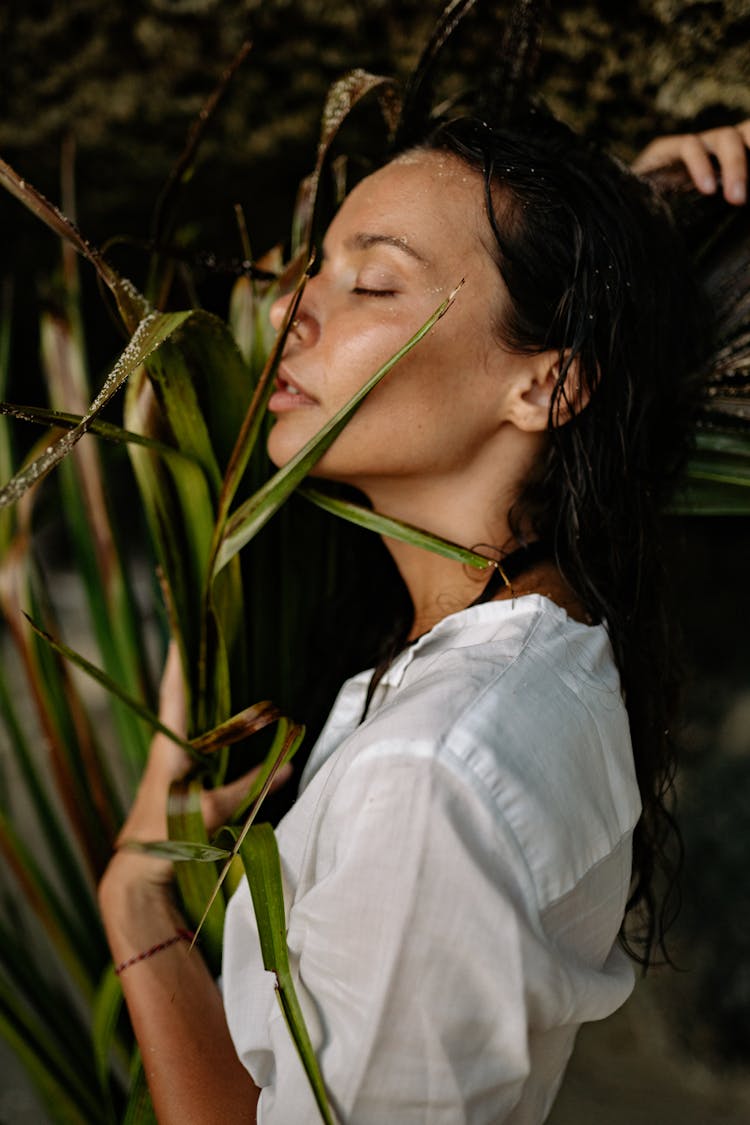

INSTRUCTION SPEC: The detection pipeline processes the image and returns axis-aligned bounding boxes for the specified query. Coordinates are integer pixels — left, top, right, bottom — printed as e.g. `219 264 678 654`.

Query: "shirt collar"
374 596 551 690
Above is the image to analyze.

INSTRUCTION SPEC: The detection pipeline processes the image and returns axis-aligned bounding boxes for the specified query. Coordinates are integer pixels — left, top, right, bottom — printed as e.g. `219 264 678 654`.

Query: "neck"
361 475 518 641
337 425 547 639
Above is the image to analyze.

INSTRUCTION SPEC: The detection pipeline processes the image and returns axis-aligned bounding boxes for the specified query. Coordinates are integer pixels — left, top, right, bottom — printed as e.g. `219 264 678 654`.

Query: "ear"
503 350 590 433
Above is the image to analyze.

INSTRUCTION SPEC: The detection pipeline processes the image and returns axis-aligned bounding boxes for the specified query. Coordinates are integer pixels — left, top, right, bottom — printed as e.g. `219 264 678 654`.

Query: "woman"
99 115 749 1124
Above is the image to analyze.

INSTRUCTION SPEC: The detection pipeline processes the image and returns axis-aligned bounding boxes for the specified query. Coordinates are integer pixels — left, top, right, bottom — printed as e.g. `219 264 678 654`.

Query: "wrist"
99 850 176 925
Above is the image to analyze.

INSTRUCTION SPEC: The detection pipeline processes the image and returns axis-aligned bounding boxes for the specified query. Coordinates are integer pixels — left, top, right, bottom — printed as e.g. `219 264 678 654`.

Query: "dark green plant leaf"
190 720 305 945
21 613 282 764
91 966 126 1119
669 429 750 513
300 485 497 570
0 399 190 457
211 267 310 543
0 311 191 511
0 277 14 550
126 838 232 862
40 304 153 777
190 700 281 754
0 157 121 292
300 69 398 254
240 824 334 1125
22 615 196 753
150 41 253 255
0 669 102 947
168 776 226 971
0 813 97 1001
0 972 103 1124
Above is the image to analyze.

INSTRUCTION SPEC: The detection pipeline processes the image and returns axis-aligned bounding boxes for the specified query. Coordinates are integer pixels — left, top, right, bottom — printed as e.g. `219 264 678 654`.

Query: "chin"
266 423 297 470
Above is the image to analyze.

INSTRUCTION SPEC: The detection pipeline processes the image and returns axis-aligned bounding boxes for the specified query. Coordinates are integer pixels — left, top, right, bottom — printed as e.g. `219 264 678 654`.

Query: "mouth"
269 364 317 410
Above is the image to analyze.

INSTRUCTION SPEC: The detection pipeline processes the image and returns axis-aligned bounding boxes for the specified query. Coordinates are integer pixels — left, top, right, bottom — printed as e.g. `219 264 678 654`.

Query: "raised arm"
632 120 750 204
98 644 289 1123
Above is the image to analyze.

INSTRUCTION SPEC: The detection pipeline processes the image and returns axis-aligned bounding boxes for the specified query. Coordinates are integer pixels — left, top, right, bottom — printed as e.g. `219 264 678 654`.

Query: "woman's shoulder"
333 594 625 762
299 596 640 905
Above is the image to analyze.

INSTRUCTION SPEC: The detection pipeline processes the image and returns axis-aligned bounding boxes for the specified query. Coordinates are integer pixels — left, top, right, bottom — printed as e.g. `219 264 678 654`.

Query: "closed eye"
352 287 397 298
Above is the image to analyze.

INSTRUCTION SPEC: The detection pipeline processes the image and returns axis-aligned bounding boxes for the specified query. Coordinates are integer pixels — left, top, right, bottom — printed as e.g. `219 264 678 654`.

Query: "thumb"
201 761 294 832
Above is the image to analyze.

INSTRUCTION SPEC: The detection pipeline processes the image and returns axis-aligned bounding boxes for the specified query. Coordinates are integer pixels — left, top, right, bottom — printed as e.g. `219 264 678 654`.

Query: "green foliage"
0 57 468 1120
240 823 335 1125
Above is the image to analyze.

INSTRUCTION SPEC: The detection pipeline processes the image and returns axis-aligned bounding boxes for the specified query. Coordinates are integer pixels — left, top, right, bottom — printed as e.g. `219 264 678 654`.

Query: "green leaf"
239 824 335 1125
40 304 154 776
0 971 103 1124
168 777 226 972
669 430 750 513
0 278 15 550
0 156 122 295
189 699 281 754
212 268 310 542
0 813 100 1000
669 479 750 515
228 711 301 821
166 310 258 478
22 613 281 766
0 310 191 511
0 399 191 457
22 614 196 754
0 914 99 1082
91 966 126 1117
299 70 398 254
190 719 305 945
0 670 102 946
300 485 497 570
214 285 462 575
125 839 231 862
123 371 217 726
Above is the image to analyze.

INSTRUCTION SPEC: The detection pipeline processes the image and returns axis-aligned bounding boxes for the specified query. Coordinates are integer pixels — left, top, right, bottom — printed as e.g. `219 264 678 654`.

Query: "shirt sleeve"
224 744 571 1125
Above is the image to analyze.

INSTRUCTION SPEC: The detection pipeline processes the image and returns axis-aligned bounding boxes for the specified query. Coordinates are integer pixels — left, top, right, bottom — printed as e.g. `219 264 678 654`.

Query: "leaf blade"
0 310 191 510
239 824 334 1125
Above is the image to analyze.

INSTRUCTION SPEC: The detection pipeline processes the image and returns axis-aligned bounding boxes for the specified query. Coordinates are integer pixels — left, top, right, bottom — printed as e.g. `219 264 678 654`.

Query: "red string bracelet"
114 928 195 976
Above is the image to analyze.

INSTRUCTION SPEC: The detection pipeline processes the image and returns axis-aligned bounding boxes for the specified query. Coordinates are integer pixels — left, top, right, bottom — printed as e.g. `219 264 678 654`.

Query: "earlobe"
505 351 589 432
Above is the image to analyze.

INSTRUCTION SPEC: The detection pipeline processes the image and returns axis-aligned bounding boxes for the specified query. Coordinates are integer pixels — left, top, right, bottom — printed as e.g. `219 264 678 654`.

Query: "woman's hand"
103 640 292 893
97 641 269 1125
632 120 750 204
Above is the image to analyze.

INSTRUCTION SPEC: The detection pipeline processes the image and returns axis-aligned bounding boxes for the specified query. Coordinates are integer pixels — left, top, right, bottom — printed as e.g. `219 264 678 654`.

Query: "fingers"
158 639 188 735
633 121 750 204
699 122 750 203
632 134 714 187
201 761 294 832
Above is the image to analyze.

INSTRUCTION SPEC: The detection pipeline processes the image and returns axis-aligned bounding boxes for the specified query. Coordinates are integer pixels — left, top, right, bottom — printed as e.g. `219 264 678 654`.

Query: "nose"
269 282 319 345
269 291 293 331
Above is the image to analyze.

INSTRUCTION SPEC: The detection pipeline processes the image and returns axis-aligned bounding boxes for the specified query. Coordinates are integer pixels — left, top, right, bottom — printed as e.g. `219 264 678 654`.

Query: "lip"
268 363 318 412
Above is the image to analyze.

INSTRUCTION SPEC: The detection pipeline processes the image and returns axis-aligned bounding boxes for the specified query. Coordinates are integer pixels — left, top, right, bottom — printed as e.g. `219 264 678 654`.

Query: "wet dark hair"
406 110 711 963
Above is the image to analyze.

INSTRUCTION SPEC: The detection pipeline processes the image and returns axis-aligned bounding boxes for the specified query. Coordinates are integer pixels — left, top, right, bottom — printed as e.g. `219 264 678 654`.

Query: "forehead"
325 151 490 267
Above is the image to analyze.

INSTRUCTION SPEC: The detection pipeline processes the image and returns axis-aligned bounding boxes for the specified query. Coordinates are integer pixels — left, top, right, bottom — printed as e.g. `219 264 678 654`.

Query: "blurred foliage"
2 0 750 256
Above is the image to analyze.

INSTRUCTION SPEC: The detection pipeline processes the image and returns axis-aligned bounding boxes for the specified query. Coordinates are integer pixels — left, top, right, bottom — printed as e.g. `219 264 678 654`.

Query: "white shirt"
222 595 640 1124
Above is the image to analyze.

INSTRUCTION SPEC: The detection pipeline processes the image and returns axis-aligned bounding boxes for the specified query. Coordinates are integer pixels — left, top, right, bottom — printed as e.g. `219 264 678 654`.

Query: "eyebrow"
343 232 430 265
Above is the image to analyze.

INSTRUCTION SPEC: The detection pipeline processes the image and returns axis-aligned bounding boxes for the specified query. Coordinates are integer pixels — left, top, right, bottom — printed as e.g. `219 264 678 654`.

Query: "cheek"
324 318 417 397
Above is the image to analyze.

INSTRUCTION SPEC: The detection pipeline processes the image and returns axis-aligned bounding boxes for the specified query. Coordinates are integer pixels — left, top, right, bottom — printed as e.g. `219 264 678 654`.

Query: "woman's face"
267 150 523 493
